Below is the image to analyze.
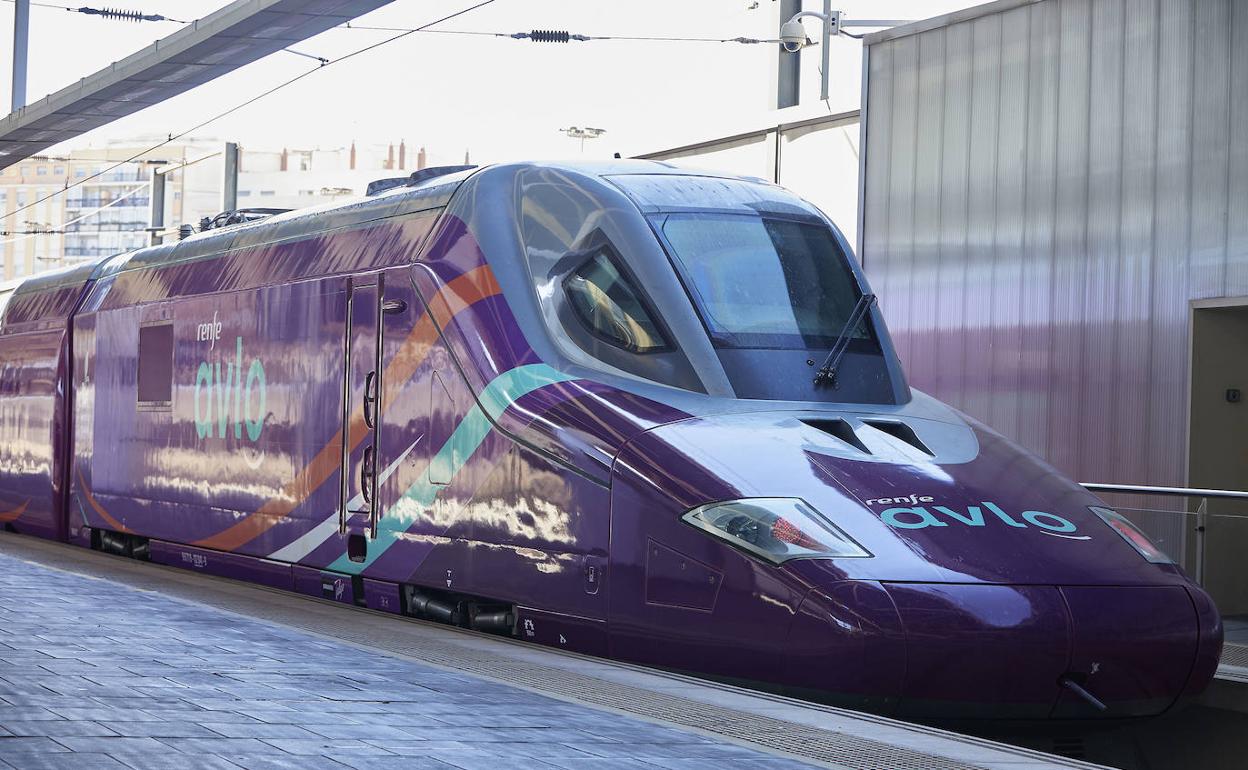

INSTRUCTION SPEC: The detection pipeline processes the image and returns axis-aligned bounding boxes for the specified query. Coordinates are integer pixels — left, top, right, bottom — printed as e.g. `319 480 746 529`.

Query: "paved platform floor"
0 534 1101 770
0 553 817 770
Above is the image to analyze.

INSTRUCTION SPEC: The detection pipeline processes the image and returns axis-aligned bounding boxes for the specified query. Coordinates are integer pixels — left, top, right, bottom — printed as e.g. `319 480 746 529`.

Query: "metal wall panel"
934 21 974 410
911 30 946 392
1118 0 1159 496
862 0 1248 499
862 42 894 282
992 7 1030 440
963 15 1003 424
886 35 920 369
1081 0 1124 480
1147 0 1193 487
1019 0 1060 459
1228 2 1248 296
1048 0 1092 477
1190 0 1232 300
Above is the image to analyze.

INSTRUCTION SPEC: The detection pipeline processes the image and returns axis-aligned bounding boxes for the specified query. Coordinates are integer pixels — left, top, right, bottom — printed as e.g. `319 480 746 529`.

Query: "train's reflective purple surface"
0 162 1221 722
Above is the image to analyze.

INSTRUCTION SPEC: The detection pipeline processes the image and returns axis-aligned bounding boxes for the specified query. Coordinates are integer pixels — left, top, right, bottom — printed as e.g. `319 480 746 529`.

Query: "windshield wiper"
813 293 876 387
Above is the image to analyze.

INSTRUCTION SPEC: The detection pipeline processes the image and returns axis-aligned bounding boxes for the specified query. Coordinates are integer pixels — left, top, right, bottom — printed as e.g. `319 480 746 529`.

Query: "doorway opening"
1190 302 1248 628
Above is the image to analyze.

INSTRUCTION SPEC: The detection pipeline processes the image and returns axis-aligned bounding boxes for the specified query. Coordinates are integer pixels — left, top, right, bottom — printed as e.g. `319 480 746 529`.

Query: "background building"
0 159 73 279
0 138 442 278
235 141 429 211
857 0 1248 613
63 161 156 262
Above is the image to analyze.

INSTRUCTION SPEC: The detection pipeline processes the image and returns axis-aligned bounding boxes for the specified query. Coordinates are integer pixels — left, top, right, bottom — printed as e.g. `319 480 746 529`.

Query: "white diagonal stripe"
267 435 423 564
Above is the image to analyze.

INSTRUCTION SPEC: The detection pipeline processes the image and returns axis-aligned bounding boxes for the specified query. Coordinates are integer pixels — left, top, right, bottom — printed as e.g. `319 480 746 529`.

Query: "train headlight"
1090 506 1173 564
681 498 872 565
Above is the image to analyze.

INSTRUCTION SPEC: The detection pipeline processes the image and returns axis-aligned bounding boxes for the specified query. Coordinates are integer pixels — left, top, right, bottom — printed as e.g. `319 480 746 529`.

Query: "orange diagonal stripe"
192 265 502 552
0 500 27 523
77 469 132 533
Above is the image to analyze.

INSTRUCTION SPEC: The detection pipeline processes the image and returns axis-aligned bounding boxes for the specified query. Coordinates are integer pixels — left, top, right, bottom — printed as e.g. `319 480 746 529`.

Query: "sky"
0 0 971 164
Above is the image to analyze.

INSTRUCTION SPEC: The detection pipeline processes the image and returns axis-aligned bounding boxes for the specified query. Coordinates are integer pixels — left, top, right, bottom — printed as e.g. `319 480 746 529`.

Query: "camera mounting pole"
778 4 911 102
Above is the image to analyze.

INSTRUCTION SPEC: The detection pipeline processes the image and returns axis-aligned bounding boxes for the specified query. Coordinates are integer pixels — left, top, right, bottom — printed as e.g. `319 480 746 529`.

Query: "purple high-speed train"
0 162 1221 722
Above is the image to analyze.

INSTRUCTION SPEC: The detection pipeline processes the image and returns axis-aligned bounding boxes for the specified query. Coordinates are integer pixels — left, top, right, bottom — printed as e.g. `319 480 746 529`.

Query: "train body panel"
0 328 68 540
0 263 96 541
0 161 1221 722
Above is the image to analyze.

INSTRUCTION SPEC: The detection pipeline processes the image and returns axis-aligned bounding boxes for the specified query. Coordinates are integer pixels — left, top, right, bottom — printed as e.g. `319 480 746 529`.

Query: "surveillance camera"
779 19 808 52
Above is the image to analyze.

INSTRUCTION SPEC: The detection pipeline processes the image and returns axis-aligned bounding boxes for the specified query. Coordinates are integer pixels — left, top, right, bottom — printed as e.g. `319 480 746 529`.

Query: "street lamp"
559 126 607 154
778 5 911 101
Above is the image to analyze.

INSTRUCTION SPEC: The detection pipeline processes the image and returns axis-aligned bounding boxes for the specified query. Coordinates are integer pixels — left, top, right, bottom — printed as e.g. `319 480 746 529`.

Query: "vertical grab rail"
368 275 387 539
338 284 354 535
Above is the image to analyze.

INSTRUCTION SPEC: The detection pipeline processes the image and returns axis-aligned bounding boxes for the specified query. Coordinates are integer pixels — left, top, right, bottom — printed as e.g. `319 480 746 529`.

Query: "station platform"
0 532 1103 770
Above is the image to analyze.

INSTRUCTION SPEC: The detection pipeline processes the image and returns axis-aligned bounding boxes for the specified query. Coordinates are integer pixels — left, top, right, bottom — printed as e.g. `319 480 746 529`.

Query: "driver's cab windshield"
652 212 872 350
516 169 902 405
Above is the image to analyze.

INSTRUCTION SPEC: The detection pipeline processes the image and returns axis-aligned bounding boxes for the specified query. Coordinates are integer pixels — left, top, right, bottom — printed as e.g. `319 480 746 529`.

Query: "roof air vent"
863 420 933 456
801 419 870 454
366 165 478 196
365 176 408 196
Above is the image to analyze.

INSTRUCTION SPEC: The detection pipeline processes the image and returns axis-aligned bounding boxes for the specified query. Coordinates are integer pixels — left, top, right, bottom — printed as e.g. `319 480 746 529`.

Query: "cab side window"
564 247 668 354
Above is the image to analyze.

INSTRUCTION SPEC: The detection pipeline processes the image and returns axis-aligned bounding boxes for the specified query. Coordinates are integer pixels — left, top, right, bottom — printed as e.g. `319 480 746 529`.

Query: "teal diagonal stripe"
328 363 577 574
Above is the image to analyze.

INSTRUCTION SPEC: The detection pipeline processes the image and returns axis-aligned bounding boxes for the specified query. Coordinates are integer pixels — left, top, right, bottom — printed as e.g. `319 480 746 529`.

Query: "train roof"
9 258 103 297
0 160 781 329
96 160 780 278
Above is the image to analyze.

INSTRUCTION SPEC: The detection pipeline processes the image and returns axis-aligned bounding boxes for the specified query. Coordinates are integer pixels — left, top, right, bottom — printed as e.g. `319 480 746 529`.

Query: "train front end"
610 408 1221 721
468 162 1221 721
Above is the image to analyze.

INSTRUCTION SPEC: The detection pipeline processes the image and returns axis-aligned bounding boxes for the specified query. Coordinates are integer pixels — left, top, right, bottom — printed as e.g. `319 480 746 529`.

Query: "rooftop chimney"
417 146 427 171
399 140 406 170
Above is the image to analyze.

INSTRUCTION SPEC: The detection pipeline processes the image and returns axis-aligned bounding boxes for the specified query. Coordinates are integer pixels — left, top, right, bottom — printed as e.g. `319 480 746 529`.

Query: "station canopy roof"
0 0 395 169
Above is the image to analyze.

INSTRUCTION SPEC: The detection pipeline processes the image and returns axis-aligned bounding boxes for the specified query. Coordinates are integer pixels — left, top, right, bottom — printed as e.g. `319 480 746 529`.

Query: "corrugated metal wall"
861 0 1248 496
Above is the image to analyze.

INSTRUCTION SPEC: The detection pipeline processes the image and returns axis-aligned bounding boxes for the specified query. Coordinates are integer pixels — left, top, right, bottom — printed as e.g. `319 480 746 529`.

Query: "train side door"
340 268 421 566
341 276 382 556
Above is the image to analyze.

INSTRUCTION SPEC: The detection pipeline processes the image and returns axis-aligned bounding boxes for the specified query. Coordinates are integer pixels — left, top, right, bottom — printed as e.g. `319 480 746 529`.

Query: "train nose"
888 583 1210 719
791 582 1220 720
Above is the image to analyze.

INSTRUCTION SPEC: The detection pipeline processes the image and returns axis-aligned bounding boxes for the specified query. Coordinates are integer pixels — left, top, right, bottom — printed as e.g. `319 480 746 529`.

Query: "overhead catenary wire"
344 23 780 45
0 0 498 228
0 0 189 23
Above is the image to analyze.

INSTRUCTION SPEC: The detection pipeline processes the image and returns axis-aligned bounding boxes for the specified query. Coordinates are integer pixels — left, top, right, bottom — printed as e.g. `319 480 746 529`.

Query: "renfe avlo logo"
864 493 1088 540
193 324 267 442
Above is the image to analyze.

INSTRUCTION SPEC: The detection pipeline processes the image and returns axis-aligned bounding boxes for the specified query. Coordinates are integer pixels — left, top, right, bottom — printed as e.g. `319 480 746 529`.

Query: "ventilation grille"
804 418 935 458
803 418 869 453
863 420 934 456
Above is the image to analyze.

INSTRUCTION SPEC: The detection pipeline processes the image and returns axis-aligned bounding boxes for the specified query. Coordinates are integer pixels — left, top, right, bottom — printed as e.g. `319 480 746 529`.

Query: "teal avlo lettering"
194 336 267 442
878 502 1080 536
881 507 947 529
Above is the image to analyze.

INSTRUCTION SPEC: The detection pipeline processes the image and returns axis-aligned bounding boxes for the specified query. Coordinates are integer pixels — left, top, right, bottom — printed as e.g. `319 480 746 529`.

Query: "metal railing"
1081 482 1248 587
